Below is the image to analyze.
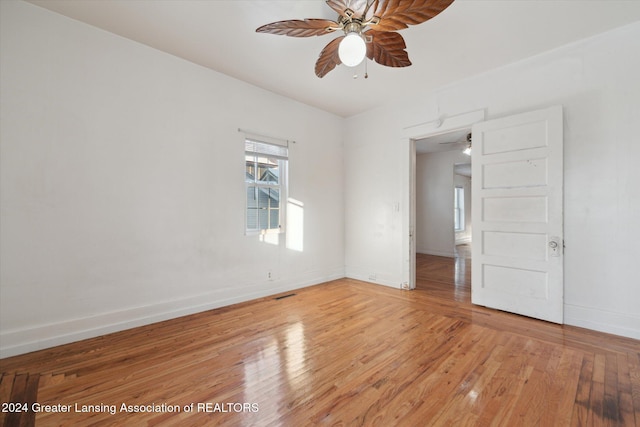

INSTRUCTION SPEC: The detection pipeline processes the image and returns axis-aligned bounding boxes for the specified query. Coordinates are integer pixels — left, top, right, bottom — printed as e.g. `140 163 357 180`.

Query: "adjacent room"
1 0 639 425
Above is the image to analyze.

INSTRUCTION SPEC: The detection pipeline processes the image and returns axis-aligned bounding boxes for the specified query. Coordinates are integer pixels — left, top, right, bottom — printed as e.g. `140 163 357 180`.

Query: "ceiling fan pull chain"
353 59 369 80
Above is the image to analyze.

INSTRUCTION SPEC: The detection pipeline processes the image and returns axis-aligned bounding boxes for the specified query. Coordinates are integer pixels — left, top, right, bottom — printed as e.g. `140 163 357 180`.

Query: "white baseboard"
0 269 345 358
564 303 640 340
416 249 455 258
344 267 403 289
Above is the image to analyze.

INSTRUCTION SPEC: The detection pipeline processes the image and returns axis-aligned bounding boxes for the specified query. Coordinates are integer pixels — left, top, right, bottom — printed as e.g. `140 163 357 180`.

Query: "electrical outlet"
368 273 377 281
268 270 272 280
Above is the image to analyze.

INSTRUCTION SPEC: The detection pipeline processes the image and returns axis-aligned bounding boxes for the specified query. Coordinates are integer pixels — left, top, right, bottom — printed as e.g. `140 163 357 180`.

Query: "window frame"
244 138 288 235
454 186 465 232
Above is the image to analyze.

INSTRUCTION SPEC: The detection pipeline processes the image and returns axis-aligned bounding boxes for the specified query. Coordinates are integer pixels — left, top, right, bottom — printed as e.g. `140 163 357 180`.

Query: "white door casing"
409 138 416 289
471 105 564 323
403 109 486 290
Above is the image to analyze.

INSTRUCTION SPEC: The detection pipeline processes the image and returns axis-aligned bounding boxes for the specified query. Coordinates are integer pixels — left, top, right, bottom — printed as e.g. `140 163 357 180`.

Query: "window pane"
258 188 270 208
270 208 279 229
245 139 288 159
270 189 279 208
454 187 464 232
247 208 258 230
259 209 268 230
258 157 279 184
245 156 256 183
247 187 257 208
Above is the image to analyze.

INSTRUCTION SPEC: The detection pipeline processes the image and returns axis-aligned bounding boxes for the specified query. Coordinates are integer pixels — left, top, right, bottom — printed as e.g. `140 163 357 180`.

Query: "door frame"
402 109 486 289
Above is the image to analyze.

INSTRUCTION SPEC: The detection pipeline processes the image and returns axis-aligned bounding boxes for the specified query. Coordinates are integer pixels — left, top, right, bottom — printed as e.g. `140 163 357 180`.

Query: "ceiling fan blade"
256 19 340 37
315 36 344 78
370 0 454 32
326 0 369 19
326 0 349 17
366 30 411 68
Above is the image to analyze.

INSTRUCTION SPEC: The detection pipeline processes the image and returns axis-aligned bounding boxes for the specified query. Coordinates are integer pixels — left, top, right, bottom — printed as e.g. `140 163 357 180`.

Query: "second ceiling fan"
256 0 455 78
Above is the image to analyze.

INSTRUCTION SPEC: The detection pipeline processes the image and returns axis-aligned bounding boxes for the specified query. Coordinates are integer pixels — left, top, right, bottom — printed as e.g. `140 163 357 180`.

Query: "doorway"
403 109 485 290
414 130 472 290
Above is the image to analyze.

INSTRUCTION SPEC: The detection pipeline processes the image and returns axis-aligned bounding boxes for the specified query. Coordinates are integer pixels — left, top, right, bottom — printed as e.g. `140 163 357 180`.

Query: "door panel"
472 105 563 323
482 265 548 299
483 120 548 154
483 231 547 260
482 195 548 223
482 158 548 188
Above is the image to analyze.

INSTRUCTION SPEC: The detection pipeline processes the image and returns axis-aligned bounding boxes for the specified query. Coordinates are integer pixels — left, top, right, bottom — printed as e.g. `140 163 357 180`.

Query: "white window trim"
244 138 288 236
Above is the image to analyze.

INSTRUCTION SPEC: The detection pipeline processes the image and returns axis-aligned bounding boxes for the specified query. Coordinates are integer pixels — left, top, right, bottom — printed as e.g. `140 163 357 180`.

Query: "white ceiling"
415 128 470 154
27 0 640 117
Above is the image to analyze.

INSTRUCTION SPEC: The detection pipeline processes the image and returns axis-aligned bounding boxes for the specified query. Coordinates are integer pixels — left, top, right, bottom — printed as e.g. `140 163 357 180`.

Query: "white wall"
345 22 640 339
416 150 471 257
344 126 405 287
0 1 345 357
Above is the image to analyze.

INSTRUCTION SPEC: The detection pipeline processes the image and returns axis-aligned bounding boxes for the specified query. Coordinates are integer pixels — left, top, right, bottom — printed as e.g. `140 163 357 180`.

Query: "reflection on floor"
416 244 471 302
3 243 640 425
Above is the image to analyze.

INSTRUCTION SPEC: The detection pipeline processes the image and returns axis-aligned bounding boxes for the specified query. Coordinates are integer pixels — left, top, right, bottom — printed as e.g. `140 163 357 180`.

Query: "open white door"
471 105 563 323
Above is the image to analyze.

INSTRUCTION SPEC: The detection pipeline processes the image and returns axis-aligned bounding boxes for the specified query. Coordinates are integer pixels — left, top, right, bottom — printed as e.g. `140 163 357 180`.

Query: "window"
454 186 464 232
245 138 288 234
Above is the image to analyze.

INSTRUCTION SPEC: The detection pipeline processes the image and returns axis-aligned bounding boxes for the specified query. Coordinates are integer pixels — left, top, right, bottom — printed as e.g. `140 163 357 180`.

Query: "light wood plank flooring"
1 250 639 426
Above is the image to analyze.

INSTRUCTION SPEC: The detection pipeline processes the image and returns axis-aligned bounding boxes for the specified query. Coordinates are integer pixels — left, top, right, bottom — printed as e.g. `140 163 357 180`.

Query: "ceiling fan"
256 0 455 78
439 132 472 155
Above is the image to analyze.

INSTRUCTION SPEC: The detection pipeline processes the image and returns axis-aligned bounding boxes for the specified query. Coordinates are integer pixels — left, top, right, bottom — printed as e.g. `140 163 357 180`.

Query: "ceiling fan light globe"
338 33 366 67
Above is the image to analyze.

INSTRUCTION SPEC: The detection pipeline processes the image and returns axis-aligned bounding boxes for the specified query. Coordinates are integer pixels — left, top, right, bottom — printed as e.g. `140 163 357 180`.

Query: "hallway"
416 244 471 302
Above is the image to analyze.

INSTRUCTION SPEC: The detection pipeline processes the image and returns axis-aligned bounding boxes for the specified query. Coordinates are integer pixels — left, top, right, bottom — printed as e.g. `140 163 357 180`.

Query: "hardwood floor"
1 249 639 426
